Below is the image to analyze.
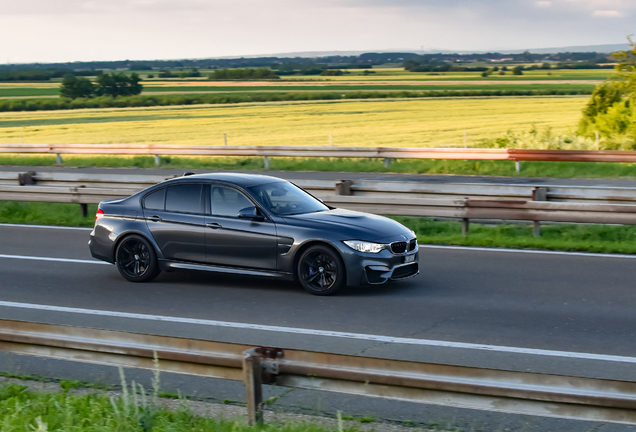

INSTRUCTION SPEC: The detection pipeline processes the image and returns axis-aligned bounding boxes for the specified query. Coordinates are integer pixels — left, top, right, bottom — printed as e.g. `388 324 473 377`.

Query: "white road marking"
0 223 92 231
0 300 634 364
421 244 636 259
0 254 109 265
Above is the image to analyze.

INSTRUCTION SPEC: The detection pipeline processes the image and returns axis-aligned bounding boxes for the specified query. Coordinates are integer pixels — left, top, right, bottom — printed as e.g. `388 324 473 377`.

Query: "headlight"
343 240 385 254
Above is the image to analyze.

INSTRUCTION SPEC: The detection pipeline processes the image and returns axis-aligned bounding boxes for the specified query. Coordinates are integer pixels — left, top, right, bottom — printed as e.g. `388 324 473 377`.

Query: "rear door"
205 184 278 270
143 183 207 263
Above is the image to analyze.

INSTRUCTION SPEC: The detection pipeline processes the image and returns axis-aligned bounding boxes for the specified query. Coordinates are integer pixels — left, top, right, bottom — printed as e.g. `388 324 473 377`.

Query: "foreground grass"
0 382 356 432
2 202 635 254
0 97 586 147
3 154 636 179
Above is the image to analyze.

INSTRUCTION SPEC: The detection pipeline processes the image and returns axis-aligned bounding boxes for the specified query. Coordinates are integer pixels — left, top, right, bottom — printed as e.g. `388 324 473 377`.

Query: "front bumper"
342 246 419 286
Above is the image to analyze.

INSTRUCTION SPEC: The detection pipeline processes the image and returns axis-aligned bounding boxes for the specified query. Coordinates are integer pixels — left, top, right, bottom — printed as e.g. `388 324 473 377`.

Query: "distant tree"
59 74 94 99
158 70 177 78
94 72 143 97
499 70 505 75
512 66 524 75
541 62 551 69
208 68 278 80
492 66 499 72
129 63 153 71
480 71 489 77
502 66 508 71
320 69 343 76
147 74 154 79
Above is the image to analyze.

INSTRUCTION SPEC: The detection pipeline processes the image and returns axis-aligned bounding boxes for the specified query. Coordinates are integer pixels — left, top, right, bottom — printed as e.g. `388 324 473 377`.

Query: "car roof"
165 172 286 188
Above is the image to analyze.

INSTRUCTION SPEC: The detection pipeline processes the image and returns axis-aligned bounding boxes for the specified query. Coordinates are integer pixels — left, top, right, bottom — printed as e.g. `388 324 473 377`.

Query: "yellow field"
0 97 587 147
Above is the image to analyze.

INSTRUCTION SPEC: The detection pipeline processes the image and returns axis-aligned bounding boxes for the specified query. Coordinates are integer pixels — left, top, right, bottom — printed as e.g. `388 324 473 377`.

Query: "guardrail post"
532 187 548 237
56 154 63 164
154 155 161 166
264 156 270 170
80 203 88 218
335 180 353 196
243 348 264 426
461 218 469 236
515 161 521 173
384 158 391 168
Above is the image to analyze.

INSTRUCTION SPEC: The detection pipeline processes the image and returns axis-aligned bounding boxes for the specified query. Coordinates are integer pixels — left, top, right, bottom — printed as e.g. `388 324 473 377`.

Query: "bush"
512 66 524 75
320 69 343 76
208 68 278 80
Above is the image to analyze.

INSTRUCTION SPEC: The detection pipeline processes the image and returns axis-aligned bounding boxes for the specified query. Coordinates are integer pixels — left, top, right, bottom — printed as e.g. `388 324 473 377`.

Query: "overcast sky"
1 0 635 64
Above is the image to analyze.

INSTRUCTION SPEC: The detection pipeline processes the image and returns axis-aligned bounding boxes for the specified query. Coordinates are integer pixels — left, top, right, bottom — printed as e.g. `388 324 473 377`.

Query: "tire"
297 245 346 296
115 235 160 283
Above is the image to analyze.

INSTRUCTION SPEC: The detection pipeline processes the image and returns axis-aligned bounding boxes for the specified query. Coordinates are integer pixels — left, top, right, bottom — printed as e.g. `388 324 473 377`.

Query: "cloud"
592 9 624 16
537 1 552 6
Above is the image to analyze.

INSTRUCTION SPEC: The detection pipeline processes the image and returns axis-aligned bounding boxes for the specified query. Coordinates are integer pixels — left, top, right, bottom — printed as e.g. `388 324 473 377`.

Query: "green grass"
139 84 596 94
3 154 636 179
394 216 636 254
1 201 635 254
0 201 98 227
0 383 360 432
0 88 60 97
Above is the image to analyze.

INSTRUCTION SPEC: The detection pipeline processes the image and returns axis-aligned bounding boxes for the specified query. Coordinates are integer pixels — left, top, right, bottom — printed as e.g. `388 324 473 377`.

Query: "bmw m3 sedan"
89 173 418 295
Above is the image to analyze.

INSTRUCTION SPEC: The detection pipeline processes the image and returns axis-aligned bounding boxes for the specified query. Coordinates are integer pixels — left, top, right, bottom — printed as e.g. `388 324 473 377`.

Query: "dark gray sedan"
89 173 418 295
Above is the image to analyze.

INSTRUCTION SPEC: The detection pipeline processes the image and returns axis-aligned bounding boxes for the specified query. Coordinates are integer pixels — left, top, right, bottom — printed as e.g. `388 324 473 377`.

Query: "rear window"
165 184 203 214
144 188 165 211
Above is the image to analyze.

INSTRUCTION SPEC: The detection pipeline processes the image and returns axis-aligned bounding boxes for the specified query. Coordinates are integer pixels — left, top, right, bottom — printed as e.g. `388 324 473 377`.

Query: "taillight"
95 209 105 222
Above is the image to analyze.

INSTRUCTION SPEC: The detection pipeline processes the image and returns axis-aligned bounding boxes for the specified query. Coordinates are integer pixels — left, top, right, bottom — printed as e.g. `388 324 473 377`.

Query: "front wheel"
297 245 346 296
116 235 160 282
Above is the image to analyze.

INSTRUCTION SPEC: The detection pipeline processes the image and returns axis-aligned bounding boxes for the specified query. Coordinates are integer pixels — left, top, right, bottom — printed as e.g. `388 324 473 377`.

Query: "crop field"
0 83 597 99
0 68 611 99
0 97 587 147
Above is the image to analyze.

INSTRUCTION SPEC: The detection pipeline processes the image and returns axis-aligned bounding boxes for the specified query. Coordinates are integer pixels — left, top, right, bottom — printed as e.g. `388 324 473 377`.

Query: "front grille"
408 238 417 252
392 263 418 279
390 242 407 254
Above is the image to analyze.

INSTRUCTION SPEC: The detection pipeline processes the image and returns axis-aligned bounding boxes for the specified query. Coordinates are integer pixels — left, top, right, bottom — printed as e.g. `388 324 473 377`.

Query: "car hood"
282 208 412 242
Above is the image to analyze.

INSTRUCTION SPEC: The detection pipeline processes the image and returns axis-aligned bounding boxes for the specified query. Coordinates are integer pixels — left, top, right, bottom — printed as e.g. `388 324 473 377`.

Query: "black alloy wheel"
116 235 160 282
297 245 345 295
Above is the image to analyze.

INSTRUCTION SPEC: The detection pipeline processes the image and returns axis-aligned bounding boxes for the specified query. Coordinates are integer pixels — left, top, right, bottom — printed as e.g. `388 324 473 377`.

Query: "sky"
1 0 635 64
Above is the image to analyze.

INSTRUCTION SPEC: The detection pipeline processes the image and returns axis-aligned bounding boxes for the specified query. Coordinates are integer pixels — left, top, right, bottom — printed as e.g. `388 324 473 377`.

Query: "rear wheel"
116 235 160 282
297 245 345 296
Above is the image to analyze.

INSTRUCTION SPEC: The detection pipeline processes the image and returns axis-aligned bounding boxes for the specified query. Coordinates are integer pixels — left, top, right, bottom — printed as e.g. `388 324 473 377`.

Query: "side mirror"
238 206 265 221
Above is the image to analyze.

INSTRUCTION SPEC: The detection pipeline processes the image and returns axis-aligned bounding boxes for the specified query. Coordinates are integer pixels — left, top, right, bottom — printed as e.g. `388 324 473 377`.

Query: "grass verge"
2 202 635 254
3 154 636 179
0 381 360 432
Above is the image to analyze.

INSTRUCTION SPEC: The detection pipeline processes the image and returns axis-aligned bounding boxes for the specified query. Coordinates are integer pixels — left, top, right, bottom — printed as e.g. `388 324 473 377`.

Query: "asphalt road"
1 224 636 430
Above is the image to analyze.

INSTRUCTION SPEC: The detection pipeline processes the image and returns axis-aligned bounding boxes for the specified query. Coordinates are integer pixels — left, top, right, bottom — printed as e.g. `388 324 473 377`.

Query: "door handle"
206 222 222 229
147 215 162 222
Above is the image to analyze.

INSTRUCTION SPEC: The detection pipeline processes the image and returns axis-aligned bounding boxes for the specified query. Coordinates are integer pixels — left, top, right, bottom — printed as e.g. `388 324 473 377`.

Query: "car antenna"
183 172 195 176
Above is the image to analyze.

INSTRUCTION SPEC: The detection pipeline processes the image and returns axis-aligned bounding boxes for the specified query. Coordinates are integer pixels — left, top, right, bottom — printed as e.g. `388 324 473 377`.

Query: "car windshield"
248 181 329 216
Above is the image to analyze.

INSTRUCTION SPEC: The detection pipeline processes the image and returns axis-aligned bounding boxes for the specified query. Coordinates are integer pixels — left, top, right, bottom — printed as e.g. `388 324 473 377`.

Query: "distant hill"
502 43 631 54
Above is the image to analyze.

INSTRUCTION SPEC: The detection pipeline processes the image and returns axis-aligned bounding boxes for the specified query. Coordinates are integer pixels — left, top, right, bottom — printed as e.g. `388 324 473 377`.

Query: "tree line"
60 73 143 99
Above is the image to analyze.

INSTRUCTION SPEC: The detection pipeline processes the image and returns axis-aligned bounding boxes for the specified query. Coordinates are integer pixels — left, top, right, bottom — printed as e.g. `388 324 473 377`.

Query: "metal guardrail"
3 144 636 169
0 319 634 425
2 171 636 234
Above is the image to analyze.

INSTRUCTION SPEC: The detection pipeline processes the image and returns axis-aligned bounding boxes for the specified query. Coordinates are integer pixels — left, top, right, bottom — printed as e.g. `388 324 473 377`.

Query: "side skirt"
159 260 294 279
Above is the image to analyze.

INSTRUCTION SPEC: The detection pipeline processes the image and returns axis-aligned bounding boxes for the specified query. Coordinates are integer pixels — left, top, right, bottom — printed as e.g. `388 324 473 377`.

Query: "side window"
211 185 253 218
144 188 165 211
165 184 203 214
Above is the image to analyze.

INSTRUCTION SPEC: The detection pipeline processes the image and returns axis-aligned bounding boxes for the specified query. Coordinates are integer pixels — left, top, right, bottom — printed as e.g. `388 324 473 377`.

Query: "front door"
205 185 277 270
143 183 207 263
